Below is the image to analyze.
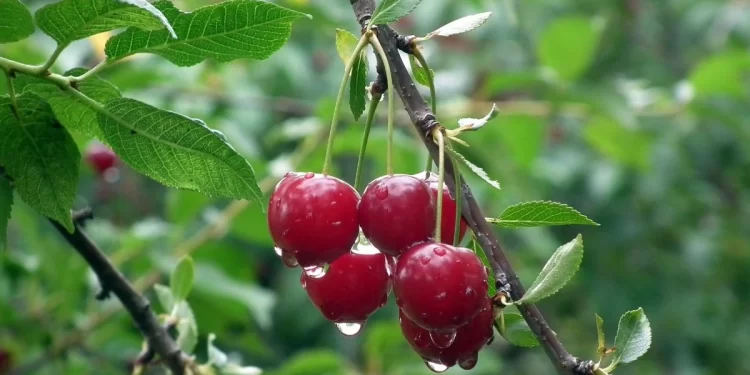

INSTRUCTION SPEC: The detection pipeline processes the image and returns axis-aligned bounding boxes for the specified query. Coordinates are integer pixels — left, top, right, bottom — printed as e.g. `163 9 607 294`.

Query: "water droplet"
303 265 326 278
436 292 447 300
420 255 431 265
281 252 298 268
433 247 447 256
335 321 364 336
304 172 315 179
331 221 342 227
429 330 457 348
374 184 389 199
458 352 478 370
274 246 283 257
424 360 448 373
352 240 381 255
465 287 475 297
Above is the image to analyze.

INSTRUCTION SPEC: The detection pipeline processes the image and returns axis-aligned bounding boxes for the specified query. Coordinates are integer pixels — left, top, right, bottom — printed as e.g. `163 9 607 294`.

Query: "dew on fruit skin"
281 252 298 268
374 184 389 199
436 292 447 300
419 255 431 265
335 321 364 336
331 221 342 227
465 287 476 297
432 247 447 256
458 352 479 370
304 172 315 179
274 246 283 257
429 329 457 349
303 265 326 278
424 360 448 373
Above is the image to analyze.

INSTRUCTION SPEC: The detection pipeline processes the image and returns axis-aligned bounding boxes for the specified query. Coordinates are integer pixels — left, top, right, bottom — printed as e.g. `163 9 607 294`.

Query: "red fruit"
0 349 11 374
85 141 117 174
419 172 469 245
268 172 360 268
394 242 488 331
399 298 495 371
358 174 435 256
301 251 392 335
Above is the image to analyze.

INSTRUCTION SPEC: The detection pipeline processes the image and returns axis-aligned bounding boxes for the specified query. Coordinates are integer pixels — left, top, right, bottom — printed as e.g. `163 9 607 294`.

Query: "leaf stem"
322 35 371 175
354 92 382 191
412 48 436 115
423 154 432 178
2 69 19 117
433 130 445 243
34 43 68 74
451 154 462 246
71 59 111 83
368 34 394 175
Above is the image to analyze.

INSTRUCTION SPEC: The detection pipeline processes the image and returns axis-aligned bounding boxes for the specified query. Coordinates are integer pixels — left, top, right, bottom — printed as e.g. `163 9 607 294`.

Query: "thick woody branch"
349 1 583 373
50 217 190 375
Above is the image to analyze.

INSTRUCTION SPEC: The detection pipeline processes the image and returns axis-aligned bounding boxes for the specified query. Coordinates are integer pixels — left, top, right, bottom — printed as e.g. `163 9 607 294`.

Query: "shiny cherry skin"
358 174 436 257
301 251 392 325
394 242 488 330
399 297 495 370
416 172 469 245
268 172 360 267
85 141 118 174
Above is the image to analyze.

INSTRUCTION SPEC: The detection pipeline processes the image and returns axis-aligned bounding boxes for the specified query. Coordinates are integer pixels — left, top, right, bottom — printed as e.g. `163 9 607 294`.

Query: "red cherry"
85 141 118 174
0 349 12 374
268 172 360 268
301 251 392 335
399 298 494 371
358 174 436 256
394 242 488 331
417 172 469 245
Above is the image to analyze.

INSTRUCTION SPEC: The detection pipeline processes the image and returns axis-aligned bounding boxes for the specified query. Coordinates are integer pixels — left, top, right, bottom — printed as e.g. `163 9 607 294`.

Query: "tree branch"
349 1 583 373
49 218 190 375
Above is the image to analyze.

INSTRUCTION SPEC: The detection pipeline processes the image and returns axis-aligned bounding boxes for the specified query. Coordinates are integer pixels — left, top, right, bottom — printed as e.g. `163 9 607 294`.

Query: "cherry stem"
451 155 462 246
322 35 371 175
354 91 382 191
434 130 446 244
412 48 436 115
368 34 394 175
423 154 432 179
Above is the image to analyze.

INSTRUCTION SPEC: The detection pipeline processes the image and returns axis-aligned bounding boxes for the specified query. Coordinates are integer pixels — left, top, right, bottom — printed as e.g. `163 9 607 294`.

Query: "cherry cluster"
267 171 495 372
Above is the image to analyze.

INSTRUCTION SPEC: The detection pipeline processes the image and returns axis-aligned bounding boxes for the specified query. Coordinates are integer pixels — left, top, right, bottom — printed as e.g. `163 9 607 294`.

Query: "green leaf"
96 98 263 205
153 283 175 311
489 201 599 228
689 50 750 98
611 308 651 365
371 0 423 25
24 68 121 140
35 0 174 45
0 0 34 43
537 16 602 81
424 12 492 39
268 350 348 375
517 234 584 304
335 29 358 64
446 147 501 190
584 116 653 170
596 314 606 355
470 238 495 296
0 94 78 232
350 51 367 120
105 0 308 67
499 313 540 347
0 174 12 251
170 256 195 302
409 54 434 87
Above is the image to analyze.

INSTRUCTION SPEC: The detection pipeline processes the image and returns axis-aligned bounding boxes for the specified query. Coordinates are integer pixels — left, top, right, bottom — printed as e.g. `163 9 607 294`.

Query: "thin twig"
49 218 189 375
350 1 584 373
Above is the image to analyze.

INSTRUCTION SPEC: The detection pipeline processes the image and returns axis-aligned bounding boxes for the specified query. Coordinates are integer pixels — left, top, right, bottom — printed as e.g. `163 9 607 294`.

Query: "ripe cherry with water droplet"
301 252 392 333
268 172 360 267
394 242 488 330
358 174 436 257
416 172 469 245
399 297 494 371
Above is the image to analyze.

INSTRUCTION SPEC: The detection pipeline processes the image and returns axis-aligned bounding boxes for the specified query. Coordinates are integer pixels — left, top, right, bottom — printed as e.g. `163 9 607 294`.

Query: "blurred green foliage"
2 0 750 374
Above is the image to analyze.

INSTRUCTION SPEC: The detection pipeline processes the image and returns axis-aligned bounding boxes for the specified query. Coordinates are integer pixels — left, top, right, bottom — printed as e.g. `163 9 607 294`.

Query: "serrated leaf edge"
492 200 600 227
